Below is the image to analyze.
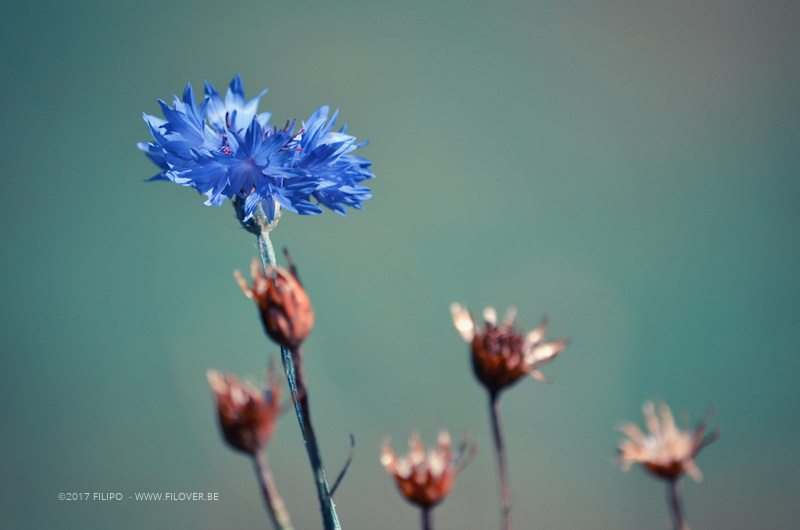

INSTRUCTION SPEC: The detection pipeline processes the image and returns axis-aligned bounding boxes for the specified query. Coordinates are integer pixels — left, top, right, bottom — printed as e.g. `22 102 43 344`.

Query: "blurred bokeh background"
1 1 798 528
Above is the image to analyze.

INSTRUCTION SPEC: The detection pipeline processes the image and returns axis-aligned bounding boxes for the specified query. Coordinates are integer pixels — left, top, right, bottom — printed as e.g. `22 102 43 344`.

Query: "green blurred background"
1 1 798 528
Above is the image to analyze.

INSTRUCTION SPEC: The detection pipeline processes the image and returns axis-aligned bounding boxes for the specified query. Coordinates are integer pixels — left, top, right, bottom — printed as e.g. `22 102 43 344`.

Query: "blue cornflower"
138 75 374 223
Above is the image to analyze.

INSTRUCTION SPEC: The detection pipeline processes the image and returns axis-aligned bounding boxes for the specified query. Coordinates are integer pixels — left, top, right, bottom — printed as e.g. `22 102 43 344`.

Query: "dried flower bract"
450 303 568 395
617 400 719 482
236 256 314 349
207 366 282 455
381 430 475 508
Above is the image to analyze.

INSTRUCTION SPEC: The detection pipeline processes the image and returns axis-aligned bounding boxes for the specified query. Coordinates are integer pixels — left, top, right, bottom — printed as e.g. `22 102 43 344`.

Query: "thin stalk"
284 345 340 529
421 506 433 530
667 479 688 530
258 231 277 269
253 452 294 530
257 231 340 530
489 392 512 530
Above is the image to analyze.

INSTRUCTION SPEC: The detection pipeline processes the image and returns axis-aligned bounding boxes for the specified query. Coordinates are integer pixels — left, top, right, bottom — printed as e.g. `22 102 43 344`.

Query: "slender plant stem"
258 231 277 270
285 345 340 529
253 452 294 530
257 231 340 530
489 392 512 530
667 479 687 530
421 506 433 530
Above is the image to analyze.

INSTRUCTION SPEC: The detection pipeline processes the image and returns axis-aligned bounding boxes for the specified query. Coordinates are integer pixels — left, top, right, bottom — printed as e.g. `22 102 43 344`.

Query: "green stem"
258 232 277 271
257 231 341 530
489 392 512 530
253 452 294 530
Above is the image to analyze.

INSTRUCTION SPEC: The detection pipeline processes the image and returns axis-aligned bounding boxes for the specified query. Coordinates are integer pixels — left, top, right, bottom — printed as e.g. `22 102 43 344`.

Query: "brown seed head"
450 303 568 395
206 366 282 456
235 256 314 349
617 400 720 482
380 430 475 508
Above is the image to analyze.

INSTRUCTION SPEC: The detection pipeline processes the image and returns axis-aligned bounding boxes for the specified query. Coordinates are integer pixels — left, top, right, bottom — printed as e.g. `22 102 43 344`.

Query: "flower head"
235 254 313 349
450 303 568 395
380 430 475 508
138 75 374 224
617 400 720 482
207 364 282 455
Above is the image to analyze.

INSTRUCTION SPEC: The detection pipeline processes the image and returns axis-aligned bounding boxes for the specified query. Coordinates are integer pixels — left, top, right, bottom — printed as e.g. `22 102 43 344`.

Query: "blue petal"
226 74 245 110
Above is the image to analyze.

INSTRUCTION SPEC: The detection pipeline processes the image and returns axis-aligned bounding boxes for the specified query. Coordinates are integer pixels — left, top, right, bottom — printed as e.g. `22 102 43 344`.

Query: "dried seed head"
381 430 476 508
451 303 568 395
617 400 720 483
207 366 282 456
235 254 314 349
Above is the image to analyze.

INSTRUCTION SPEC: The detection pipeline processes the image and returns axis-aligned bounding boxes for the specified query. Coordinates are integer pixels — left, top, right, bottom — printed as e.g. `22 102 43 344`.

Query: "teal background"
1 1 798 528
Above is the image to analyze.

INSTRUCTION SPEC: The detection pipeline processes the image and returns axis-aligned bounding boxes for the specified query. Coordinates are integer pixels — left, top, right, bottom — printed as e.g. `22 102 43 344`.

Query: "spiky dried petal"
617 400 719 483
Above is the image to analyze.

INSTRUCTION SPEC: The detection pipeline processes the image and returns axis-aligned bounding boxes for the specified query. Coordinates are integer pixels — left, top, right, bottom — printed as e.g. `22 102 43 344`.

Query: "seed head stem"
489 392 512 530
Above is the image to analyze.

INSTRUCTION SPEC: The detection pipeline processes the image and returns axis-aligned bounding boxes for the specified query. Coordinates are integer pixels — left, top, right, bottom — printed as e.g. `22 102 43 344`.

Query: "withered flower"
381 430 475 509
617 400 719 482
450 303 568 395
207 366 282 456
451 302 568 529
235 256 314 349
